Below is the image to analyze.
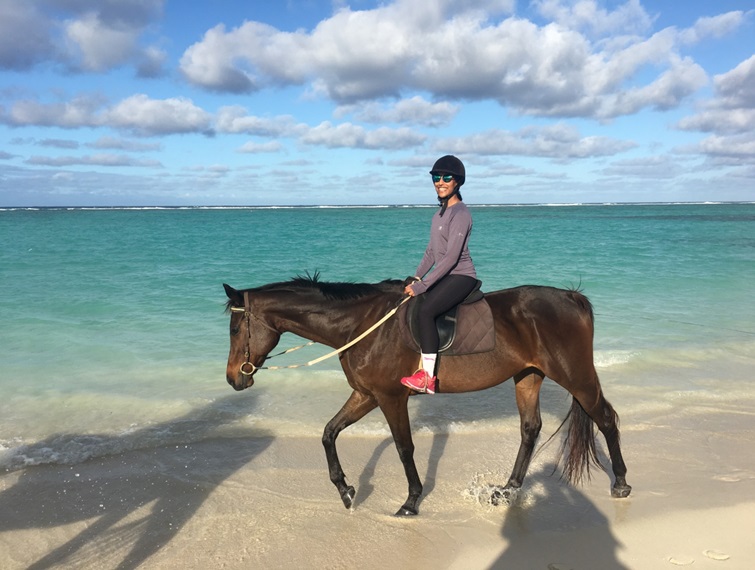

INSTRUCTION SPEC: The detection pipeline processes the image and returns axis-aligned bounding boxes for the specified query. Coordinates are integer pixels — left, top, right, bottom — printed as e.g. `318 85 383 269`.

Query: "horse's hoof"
340 486 356 509
490 486 517 506
394 506 418 517
611 483 632 498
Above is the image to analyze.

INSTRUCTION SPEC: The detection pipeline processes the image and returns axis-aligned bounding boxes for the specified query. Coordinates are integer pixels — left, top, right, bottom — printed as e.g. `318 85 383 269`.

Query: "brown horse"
223 276 631 516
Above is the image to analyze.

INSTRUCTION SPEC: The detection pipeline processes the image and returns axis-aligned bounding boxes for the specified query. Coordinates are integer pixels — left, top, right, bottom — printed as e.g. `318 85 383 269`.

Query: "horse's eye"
231 326 240 336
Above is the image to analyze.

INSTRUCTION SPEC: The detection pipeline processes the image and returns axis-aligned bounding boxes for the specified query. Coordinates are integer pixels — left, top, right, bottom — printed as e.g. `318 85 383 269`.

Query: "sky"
0 0 753 207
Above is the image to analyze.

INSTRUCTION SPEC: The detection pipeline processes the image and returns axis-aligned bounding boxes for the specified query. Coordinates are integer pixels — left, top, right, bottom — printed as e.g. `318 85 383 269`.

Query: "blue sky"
0 0 753 206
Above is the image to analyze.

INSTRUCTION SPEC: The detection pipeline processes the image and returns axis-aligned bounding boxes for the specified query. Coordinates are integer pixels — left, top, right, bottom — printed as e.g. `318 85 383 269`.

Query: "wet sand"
1 407 754 570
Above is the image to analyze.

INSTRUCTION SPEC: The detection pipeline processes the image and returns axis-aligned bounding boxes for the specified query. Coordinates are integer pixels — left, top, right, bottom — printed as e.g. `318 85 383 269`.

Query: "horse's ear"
223 283 243 305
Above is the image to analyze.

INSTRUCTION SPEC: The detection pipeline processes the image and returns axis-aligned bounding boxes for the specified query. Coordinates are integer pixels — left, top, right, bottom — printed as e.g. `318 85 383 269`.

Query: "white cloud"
63 12 138 71
0 0 165 73
179 25 252 93
104 95 212 135
300 121 426 149
335 97 459 127
600 155 684 179
217 105 429 151
177 0 732 120
88 136 162 152
4 95 105 128
1 96 427 150
698 134 755 158
137 46 168 78
215 106 306 137
533 0 654 37
183 164 230 178
695 134 755 164
26 153 162 168
1 94 212 136
37 138 79 149
677 108 755 136
435 123 636 158
0 3 54 70
675 56 755 165
679 11 749 44
714 54 755 110
677 56 755 138
597 56 707 117
238 141 284 153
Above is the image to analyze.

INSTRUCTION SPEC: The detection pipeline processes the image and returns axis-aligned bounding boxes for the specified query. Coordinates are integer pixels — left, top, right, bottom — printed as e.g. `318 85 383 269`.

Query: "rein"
231 292 410 375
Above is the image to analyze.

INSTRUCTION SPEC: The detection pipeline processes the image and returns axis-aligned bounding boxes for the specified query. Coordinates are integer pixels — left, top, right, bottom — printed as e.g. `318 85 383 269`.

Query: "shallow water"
1 203 754 469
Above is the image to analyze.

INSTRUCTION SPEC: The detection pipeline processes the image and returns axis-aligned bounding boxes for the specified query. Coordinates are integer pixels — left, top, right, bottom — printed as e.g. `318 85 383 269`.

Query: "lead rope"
233 295 411 374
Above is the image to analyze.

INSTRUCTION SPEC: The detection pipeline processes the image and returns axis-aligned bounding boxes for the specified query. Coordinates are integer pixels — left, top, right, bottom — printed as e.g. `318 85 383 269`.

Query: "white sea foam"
594 350 639 368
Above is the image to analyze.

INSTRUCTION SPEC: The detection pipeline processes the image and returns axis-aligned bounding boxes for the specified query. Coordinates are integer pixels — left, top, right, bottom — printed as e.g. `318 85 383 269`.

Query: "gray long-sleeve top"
409 202 477 295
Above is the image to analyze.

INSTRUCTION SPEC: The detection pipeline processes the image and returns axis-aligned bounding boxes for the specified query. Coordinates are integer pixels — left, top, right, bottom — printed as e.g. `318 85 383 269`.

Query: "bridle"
230 291 410 376
230 291 295 376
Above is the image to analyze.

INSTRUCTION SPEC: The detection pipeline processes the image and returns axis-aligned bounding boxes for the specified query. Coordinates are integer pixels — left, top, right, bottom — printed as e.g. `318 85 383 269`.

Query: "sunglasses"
431 174 454 183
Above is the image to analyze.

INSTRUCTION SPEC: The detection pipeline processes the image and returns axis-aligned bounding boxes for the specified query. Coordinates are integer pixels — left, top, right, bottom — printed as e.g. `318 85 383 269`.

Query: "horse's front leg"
493 370 544 505
323 390 378 509
380 395 423 516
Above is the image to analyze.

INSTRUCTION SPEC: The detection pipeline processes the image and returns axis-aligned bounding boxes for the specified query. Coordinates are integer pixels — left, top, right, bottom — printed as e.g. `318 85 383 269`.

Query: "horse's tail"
557 397 611 485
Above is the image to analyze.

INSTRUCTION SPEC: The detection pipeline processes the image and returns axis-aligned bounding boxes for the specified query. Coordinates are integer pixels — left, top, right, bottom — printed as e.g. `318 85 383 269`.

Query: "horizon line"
3 200 754 211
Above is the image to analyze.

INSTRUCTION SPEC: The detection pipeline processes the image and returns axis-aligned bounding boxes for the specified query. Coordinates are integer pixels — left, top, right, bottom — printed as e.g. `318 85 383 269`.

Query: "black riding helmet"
430 155 465 216
430 155 465 187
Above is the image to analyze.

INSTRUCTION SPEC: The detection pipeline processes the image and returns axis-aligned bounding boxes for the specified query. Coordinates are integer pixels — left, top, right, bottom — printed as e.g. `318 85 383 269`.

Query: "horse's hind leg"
493 370 544 505
592 392 631 497
574 382 632 498
322 390 378 509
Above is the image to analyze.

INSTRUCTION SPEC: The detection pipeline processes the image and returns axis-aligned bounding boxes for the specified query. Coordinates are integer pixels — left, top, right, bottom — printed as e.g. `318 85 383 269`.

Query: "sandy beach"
2 403 754 570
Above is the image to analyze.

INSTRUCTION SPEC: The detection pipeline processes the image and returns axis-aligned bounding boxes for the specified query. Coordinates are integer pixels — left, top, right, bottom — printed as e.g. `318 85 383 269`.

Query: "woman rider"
401 155 478 394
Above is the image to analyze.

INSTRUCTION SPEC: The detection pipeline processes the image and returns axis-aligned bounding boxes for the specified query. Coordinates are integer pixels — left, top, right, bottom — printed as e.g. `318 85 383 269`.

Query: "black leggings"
417 274 478 353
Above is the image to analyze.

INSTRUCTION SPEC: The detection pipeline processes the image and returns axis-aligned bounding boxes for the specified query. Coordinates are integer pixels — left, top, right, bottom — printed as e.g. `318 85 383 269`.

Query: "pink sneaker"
401 370 436 394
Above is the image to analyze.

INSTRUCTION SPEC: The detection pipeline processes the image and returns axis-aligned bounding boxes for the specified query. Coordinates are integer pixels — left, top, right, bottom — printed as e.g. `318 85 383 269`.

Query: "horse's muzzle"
227 373 254 391
227 362 256 390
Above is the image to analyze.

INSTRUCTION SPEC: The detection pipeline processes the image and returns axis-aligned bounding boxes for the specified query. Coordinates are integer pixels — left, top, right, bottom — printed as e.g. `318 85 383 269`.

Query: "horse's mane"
255 272 403 301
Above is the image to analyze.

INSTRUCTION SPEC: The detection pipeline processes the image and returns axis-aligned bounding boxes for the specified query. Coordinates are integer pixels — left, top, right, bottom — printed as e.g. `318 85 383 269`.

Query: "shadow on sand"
489 464 628 569
0 395 271 570
352 432 450 511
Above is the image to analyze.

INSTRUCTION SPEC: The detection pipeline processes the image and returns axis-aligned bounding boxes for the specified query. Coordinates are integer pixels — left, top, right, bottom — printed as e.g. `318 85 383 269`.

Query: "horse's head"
223 284 281 391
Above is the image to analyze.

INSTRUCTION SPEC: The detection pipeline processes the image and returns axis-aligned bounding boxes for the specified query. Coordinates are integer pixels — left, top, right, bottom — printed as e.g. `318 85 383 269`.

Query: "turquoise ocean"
1 203 754 470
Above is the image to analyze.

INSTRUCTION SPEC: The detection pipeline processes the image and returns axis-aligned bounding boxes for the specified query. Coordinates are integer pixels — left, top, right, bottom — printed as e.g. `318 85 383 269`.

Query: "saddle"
398 280 496 356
